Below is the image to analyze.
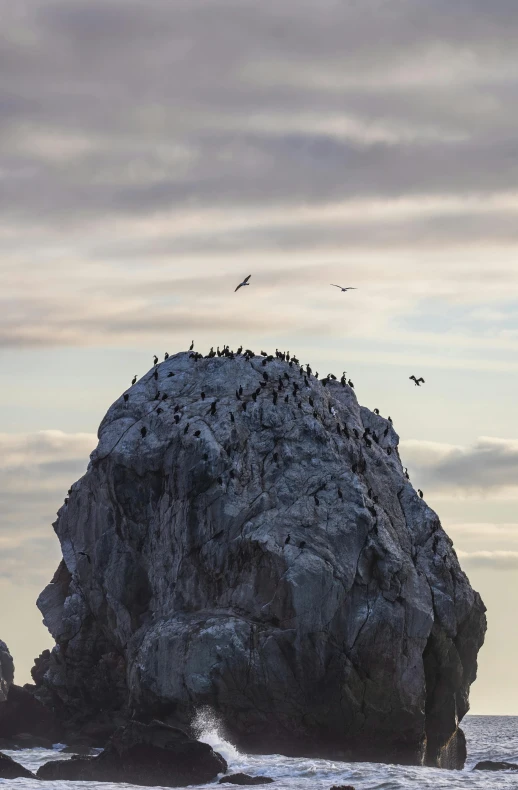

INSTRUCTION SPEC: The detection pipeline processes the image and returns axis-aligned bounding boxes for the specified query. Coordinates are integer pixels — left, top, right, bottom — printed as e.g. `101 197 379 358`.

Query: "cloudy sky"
2 0 518 714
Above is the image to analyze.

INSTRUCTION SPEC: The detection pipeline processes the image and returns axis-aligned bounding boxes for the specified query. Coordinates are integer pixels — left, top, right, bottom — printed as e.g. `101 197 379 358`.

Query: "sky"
2 0 518 715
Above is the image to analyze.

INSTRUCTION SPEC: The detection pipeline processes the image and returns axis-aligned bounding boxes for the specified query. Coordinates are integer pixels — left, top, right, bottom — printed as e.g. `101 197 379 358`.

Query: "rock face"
37 719 227 786
36 351 486 766
0 751 36 780
0 642 13 703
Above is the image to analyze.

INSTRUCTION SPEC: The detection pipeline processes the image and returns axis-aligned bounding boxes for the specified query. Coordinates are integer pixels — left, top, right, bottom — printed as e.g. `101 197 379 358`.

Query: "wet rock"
219 774 274 785
0 751 37 779
474 760 518 771
36 351 487 767
37 719 227 786
330 786 356 790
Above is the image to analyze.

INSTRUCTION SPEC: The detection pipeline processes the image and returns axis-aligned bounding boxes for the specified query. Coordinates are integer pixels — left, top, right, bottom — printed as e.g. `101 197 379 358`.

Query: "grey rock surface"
0 642 13 703
36 351 486 766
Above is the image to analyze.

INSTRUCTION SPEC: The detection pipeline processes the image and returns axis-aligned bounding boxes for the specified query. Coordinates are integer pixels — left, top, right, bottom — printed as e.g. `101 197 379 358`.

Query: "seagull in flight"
331 284 357 292
235 275 252 292
409 375 425 386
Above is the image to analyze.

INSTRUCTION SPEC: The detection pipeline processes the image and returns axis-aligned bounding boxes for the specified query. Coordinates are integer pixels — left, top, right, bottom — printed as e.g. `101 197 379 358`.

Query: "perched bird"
418 489 424 498
167 372 175 378
285 534 291 545
153 355 158 365
78 551 91 564
388 416 393 423
189 340 194 351
387 447 392 455
299 540 306 550
383 426 389 437
235 274 252 292
410 375 425 386
262 372 269 382
174 414 180 424
194 430 201 437
157 408 163 414
273 391 278 405
403 467 410 480
162 393 168 400
164 352 169 360
374 408 380 415
140 427 147 438
123 393 129 403
210 401 217 415
348 379 354 388
201 392 206 400
184 423 190 434
284 394 289 403
230 412 235 423
236 389 242 400
331 284 357 292
64 497 69 505
132 375 137 385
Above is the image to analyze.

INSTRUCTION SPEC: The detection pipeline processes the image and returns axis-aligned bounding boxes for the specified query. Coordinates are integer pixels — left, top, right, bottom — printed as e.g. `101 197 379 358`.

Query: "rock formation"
0 752 37 780
37 719 227 785
0 642 13 703
36 351 486 766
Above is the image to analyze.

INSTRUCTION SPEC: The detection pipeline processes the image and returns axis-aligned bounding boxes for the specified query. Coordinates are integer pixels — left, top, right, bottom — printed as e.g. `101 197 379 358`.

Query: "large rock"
0 751 37 779
474 760 518 771
37 719 227 785
0 642 13 703
0 683 61 743
36 350 486 766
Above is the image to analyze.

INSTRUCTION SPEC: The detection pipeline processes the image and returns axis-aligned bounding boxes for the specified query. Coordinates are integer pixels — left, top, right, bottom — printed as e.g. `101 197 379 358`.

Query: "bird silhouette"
285 534 291 545
235 274 252 292
140 427 147 438
189 340 194 351
331 284 357 292
153 355 158 365
410 376 425 386
132 375 137 385
418 489 424 498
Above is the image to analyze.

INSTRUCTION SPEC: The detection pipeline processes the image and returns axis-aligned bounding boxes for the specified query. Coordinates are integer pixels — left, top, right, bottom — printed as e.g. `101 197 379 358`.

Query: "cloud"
0 431 96 584
457 550 518 570
400 437 518 496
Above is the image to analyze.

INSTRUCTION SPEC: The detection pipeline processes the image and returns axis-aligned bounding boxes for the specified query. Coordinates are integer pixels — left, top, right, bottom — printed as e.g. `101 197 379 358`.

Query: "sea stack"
35 351 486 767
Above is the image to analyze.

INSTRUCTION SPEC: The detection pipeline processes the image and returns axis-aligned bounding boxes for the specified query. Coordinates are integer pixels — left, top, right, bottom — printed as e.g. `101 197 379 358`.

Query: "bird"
374 408 380 415
348 379 354 389
235 274 251 292
331 284 357 292
174 414 180 424
299 540 306 550
162 393 168 400
201 392 206 400
194 430 201 437
230 412 235 423
410 376 425 386
153 355 158 365
132 375 137 385
78 551 91 564
189 340 194 351
157 408 163 414
403 467 410 480
210 401 217 415
388 416 393 423
285 534 291 545
239 385 243 395
418 489 424 498
167 372 175 378
183 423 190 434
123 393 129 403
164 352 169 360
140 427 147 438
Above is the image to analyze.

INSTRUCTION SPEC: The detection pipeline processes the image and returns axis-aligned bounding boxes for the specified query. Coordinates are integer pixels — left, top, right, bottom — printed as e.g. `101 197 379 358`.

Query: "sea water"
2 714 518 789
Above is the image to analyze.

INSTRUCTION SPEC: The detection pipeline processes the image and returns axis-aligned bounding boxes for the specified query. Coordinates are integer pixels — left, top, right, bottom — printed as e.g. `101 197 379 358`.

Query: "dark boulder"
474 760 518 771
37 719 227 786
0 751 37 779
219 774 274 785
0 683 61 742
330 786 356 790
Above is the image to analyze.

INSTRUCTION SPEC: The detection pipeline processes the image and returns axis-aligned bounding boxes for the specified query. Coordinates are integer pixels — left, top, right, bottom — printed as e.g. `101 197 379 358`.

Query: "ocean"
2 714 518 789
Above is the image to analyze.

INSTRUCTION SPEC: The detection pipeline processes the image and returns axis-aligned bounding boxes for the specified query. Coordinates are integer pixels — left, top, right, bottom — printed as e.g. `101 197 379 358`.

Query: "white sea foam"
2 716 518 789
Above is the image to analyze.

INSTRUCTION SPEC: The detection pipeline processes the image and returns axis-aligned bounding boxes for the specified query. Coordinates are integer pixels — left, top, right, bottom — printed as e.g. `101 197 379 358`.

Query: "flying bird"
409 376 425 386
235 274 252 292
331 285 357 292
